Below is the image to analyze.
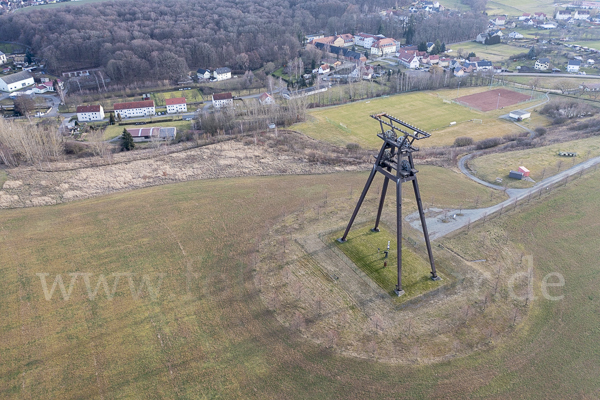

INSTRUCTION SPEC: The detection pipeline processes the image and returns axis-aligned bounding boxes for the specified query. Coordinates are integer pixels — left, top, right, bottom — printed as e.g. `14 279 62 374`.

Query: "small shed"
518 166 530 177
509 110 531 121
509 170 524 180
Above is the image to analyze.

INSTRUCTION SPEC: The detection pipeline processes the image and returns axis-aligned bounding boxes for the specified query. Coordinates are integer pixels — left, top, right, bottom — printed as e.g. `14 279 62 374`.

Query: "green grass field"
294 88 546 149
332 225 444 299
103 119 192 140
0 170 7 187
570 40 600 50
0 167 599 397
469 134 600 188
15 0 117 12
150 89 204 107
448 42 524 63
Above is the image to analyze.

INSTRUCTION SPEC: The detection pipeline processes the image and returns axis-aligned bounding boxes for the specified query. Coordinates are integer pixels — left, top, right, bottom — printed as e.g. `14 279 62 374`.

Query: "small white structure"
318 64 330 74
494 16 506 25
76 105 105 122
165 97 187 114
567 59 582 73
113 100 155 118
196 68 211 80
509 31 524 39
258 92 275 105
509 110 531 120
0 71 35 92
213 67 231 81
588 59 595 65
212 92 233 109
535 57 551 70
0 51 6 65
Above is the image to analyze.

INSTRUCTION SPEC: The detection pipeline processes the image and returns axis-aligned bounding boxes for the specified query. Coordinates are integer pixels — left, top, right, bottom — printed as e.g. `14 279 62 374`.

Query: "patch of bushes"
453 137 474 147
475 137 503 150
534 127 547 136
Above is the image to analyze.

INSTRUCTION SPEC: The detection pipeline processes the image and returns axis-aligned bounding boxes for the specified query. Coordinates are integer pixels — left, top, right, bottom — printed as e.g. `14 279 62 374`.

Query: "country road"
407 153 600 240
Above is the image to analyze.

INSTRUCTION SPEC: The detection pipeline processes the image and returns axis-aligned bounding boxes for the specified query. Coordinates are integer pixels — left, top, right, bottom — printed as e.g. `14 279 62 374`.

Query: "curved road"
407 153 600 239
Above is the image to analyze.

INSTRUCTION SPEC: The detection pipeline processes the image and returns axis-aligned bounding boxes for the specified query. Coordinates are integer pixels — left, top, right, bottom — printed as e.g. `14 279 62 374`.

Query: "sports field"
0 165 599 397
456 88 532 112
294 88 545 149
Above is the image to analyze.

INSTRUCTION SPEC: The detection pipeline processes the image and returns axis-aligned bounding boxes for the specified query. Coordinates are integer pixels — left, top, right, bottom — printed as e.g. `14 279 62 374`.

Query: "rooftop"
165 97 186 105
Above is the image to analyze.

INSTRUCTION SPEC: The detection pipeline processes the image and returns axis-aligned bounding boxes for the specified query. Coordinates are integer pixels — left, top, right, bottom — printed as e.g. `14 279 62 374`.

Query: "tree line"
0 0 486 85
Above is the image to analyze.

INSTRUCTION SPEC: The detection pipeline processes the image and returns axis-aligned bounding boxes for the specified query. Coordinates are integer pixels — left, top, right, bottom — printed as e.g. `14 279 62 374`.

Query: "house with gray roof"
213 67 232 81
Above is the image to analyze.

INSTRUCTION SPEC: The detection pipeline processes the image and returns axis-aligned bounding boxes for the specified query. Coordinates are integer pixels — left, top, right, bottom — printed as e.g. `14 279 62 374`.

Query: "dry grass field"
469 135 600 188
0 164 598 398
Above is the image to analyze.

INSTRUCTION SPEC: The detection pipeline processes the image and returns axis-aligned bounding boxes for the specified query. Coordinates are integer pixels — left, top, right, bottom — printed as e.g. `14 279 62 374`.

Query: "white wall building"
113 100 155 118
370 38 397 56
0 51 6 65
0 71 35 92
568 59 582 72
213 67 232 81
76 105 105 122
165 97 187 113
212 92 233 109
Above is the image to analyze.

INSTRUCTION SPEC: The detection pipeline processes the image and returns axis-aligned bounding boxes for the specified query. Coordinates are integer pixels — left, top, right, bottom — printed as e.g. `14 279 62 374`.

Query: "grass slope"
469 135 600 188
103 119 191 140
0 168 598 398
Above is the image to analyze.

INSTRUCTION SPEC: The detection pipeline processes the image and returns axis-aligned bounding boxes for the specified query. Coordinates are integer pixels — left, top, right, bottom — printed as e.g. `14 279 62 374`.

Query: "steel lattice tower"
337 113 440 296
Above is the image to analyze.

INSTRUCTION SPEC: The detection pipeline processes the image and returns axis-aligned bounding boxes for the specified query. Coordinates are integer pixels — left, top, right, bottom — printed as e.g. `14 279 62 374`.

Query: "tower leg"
412 176 440 281
372 170 391 232
395 175 405 296
338 166 377 243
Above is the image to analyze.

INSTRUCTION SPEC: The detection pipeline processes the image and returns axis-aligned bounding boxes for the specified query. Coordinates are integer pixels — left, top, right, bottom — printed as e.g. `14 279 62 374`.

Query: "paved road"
495 72 600 79
407 153 600 239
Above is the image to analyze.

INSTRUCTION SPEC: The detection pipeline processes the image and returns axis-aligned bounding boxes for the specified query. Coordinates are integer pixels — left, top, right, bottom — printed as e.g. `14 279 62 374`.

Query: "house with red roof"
76 105 105 122
258 92 275 105
370 38 398 56
212 92 233 109
165 97 187 114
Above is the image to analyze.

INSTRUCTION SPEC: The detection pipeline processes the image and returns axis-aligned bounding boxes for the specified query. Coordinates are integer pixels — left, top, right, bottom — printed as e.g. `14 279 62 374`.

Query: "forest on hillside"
0 0 487 83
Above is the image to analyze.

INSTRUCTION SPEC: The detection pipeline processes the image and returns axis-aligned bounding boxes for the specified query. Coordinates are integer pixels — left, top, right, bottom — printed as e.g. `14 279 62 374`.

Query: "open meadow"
293 88 548 149
0 163 599 397
485 0 557 16
448 42 523 63
469 135 600 188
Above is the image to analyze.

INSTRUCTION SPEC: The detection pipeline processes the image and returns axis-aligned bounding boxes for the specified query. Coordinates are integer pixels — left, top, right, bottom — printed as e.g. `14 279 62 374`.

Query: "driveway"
407 153 600 239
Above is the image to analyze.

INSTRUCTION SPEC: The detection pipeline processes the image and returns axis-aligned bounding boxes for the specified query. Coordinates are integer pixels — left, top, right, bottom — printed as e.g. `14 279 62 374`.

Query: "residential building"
336 34 354 46
362 65 375 79
534 12 547 20
166 97 187 113
318 64 330 74
535 57 550 70
76 105 105 122
574 10 590 20
555 10 572 20
113 100 155 118
399 51 420 69
540 23 557 29
197 68 211 80
0 71 35 92
370 38 397 56
0 51 6 65
213 67 231 81
212 92 233 108
519 13 531 21
477 60 493 71
354 33 384 48
567 59 582 72
258 92 275 105
438 57 450 67
509 31 524 39
494 16 506 25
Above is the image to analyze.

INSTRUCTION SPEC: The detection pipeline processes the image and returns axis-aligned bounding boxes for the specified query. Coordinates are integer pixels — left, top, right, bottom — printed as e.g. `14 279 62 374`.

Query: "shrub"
475 137 503 150
453 137 474 147
534 127 547 136
346 143 361 152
